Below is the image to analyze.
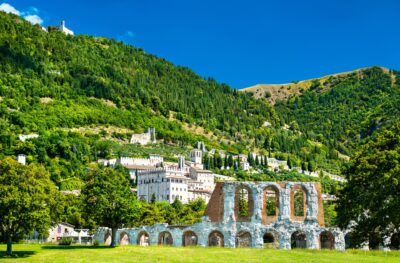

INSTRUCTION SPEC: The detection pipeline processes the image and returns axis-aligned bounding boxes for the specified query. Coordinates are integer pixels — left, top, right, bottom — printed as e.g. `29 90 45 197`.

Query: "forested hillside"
272 67 400 155
0 11 345 188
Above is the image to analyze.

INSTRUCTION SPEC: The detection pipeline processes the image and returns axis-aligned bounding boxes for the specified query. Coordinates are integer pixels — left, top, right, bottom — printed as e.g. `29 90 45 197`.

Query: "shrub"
59 237 73 245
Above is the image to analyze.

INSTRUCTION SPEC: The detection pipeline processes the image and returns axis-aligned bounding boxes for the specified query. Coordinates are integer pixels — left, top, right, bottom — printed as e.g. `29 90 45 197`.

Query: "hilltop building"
48 20 74 36
130 128 156 145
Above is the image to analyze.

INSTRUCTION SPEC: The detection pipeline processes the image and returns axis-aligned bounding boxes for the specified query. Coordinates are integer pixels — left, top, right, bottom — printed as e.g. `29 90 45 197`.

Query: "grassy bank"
0 244 399 263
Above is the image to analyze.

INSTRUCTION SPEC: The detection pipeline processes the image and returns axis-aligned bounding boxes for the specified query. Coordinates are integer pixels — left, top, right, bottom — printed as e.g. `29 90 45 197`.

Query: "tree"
336 122 400 247
82 165 140 247
0 158 57 255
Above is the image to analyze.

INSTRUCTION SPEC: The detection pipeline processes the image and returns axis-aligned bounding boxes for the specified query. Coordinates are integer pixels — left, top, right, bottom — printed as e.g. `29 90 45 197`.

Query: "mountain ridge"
241 66 395 105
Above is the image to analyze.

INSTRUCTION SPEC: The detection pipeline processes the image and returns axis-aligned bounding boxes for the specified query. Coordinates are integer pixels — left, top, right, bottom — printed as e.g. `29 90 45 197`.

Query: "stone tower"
190 149 202 164
178 156 185 170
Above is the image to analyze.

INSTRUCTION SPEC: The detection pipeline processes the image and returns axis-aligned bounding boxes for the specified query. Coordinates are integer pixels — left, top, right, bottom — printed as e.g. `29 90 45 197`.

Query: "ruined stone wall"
94 182 345 250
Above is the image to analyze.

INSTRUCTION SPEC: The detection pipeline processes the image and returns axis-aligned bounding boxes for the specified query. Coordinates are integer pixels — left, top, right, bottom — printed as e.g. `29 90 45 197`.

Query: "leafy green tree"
0 158 57 255
82 165 140 247
337 122 400 247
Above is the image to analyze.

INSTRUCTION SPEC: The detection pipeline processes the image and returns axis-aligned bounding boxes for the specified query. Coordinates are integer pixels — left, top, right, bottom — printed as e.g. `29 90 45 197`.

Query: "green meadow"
0 244 399 263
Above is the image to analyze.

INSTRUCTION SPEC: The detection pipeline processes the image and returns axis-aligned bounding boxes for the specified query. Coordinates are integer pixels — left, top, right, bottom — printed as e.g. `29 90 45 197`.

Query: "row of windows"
138 178 185 185
171 187 186 192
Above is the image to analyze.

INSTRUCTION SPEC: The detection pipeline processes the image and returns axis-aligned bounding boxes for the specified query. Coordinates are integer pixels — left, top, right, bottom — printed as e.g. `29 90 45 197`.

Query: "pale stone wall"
94 182 345 250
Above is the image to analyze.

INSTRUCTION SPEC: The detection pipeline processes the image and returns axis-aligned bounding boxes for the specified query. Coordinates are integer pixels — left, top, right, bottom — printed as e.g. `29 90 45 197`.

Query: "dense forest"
274 67 400 156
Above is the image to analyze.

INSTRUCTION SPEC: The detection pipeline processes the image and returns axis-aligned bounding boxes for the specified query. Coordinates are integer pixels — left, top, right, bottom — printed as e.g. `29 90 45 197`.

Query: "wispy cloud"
0 3 20 15
117 31 135 45
0 2 44 25
24 14 43 25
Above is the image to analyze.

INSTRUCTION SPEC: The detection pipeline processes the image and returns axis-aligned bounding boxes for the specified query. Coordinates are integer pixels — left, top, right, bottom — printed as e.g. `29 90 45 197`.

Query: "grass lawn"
0 244 399 263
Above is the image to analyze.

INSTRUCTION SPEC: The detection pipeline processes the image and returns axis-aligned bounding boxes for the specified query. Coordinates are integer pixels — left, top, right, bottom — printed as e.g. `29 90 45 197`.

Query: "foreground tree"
82 165 140 247
0 158 57 255
337 122 400 247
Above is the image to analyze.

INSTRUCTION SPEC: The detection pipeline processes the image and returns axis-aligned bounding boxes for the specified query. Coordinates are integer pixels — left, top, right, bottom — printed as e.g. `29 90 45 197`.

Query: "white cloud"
0 3 44 25
24 14 43 25
0 3 20 15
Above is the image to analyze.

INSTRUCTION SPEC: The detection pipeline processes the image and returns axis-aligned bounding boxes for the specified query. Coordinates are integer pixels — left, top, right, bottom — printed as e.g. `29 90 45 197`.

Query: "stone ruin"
94 182 345 250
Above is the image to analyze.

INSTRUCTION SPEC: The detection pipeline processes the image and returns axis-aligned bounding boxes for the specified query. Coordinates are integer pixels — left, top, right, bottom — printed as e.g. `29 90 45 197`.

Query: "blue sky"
1 1 400 88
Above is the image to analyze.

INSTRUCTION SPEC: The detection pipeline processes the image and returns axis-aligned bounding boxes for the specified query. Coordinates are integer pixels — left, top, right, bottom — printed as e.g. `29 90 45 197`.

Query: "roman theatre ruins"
95 182 345 250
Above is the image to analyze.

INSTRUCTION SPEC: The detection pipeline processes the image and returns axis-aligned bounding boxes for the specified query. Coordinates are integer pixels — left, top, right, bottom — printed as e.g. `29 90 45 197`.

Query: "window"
265 186 278 217
294 189 304 216
238 188 249 217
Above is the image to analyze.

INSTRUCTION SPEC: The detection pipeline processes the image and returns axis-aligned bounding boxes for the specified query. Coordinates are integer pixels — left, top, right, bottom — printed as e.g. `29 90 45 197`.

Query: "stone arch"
182 230 198 246
234 185 254 222
158 231 173 246
290 185 308 221
137 231 150 246
390 233 400 250
104 230 112 246
320 231 335 249
344 232 355 249
119 231 130 246
236 231 252 247
291 231 307 249
262 185 280 224
263 231 279 248
208 230 224 247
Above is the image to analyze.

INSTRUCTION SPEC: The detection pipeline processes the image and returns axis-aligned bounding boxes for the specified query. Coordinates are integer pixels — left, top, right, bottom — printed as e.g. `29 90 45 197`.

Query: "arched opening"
290 185 307 221
137 231 150 246
182 231 198 246
345 232 355 249
238 189 249 217
263 232 278 248
158 231 173 246
291 231 307 249
265 187 278 216
320 231 335 249
208 230 224 247
236 231 252 247
119 232 130 246
390 233 400 250
104 231 111 246
235 185 253 221
294 190 304 216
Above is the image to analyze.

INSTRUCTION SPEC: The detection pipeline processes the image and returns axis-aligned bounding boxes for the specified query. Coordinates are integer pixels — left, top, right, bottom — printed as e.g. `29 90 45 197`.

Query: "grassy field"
0 244 399 263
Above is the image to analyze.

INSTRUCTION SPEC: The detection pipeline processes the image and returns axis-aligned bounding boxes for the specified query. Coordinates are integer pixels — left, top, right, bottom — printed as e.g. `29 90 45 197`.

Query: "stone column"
251 185 262 222
307 230 319 249
334 230 346 251
279 231 291 249
279 185 291 221
223 184 236 223
305 184 318 222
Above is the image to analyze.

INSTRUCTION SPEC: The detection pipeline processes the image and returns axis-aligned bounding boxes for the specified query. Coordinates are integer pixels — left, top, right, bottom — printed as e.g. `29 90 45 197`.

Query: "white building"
240 161 250 171
137 167 190 203
59 20 74 36
267 157 289 171
130 128 156 145
18 134 39 141
17 154 26 165
47 222 92 244
137 149 233 204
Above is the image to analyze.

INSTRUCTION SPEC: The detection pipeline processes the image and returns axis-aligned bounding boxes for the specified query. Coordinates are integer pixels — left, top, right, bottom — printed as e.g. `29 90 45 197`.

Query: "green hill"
0 11 350 187
243 67 400 156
